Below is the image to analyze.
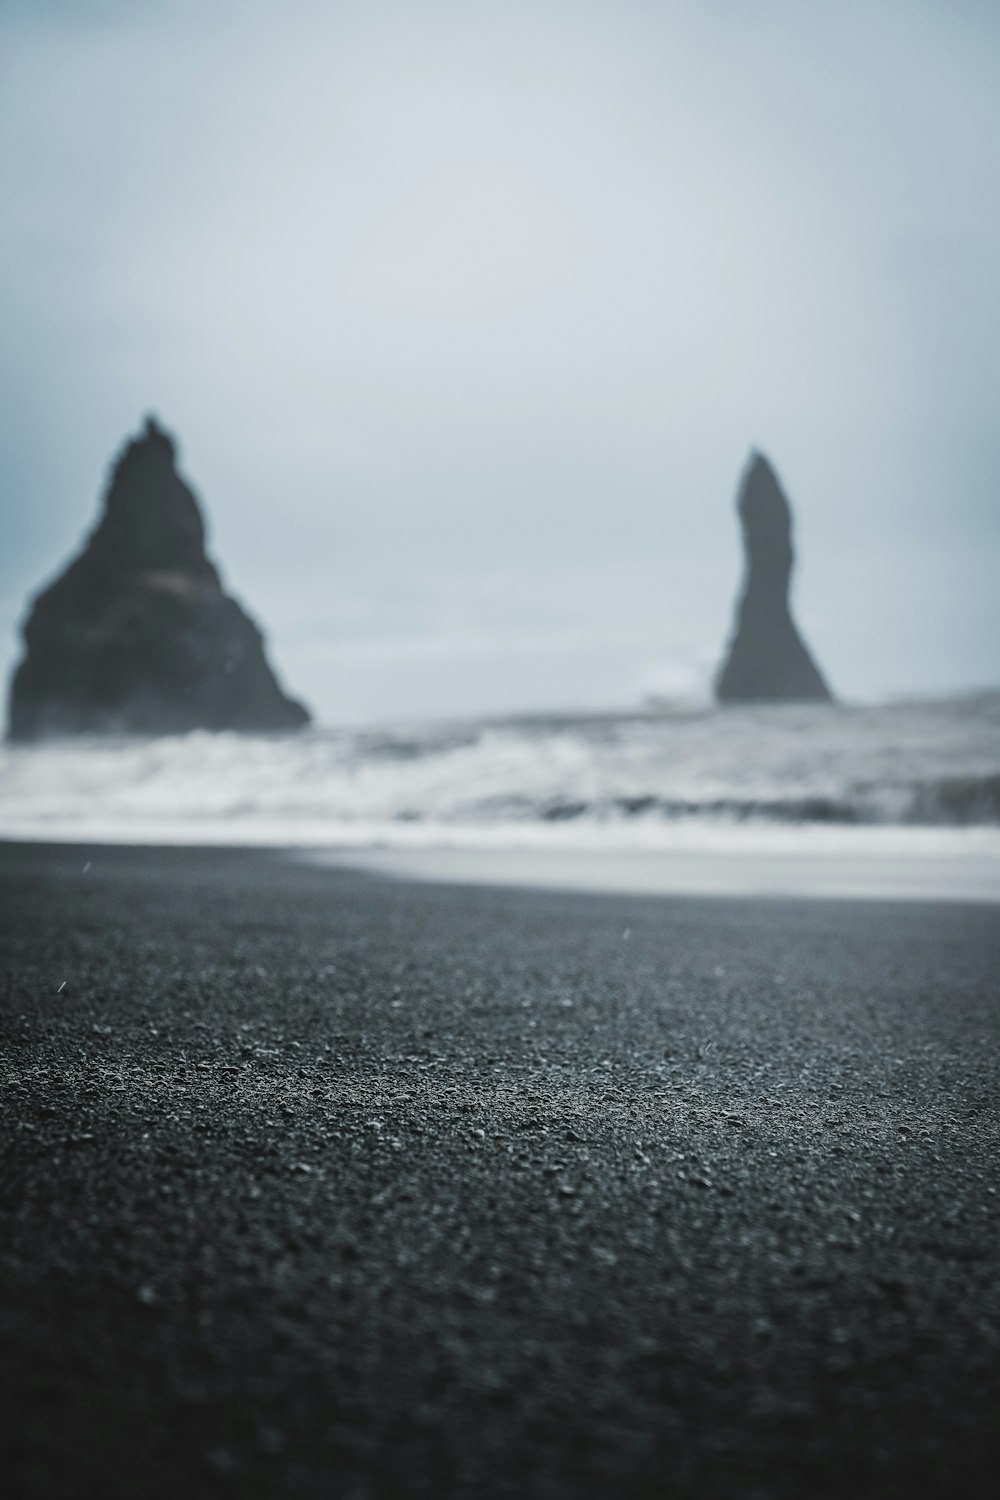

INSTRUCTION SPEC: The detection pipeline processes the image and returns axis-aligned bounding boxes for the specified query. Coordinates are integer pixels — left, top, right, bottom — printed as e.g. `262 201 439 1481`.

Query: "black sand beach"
1 841 998 1499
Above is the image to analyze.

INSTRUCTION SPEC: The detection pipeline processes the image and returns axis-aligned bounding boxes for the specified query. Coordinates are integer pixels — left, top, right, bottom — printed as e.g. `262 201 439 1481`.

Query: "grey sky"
1 0 998 723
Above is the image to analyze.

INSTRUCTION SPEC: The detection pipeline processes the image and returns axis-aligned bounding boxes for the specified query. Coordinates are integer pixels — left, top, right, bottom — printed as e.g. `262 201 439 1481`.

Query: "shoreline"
306 840 1000 904
3 819 1000 905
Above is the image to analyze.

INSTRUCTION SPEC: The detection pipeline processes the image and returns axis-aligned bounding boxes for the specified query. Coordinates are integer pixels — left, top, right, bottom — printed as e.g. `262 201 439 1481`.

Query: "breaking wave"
1 694 998 846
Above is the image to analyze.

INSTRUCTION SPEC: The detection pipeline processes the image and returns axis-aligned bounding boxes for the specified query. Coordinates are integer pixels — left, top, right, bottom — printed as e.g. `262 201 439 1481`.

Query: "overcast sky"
1 0 998 723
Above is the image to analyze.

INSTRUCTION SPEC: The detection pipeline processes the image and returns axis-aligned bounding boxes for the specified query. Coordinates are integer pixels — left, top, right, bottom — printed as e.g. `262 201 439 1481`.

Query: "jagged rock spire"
7 418 310 739
715 452 833 704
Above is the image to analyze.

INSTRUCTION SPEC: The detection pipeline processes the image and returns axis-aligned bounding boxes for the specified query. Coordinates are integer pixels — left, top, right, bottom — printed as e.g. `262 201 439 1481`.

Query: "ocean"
1 693 998 855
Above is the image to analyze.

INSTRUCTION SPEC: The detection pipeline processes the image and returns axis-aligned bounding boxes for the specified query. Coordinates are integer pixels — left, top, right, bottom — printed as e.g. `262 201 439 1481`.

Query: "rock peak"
143 411 172 444
98 416 207 575
7 418 311 739
715 451 833 704
109 413 177 478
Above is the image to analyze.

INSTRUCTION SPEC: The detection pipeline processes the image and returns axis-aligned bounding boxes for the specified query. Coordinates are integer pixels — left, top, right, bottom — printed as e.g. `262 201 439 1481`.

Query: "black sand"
1 842 998 1499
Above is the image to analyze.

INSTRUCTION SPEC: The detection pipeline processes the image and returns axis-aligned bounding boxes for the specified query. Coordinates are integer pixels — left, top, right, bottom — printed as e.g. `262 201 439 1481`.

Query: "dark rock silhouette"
7 417 310 739
715 452 833 704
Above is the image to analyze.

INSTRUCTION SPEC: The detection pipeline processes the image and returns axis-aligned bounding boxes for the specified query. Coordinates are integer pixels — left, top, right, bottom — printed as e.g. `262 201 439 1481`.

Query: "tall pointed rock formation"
715 452 833 704
7 417 311 739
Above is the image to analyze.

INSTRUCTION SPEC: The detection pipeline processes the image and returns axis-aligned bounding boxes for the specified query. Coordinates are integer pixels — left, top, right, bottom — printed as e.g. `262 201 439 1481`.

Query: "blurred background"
2 0 998 725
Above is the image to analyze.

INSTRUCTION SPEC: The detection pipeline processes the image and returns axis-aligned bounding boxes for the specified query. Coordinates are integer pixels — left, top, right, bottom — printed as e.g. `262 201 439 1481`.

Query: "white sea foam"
1 696 998 853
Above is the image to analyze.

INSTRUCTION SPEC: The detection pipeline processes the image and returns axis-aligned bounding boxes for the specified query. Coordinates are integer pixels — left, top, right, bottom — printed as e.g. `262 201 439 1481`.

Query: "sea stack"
7 417 311 739
715 452 833 704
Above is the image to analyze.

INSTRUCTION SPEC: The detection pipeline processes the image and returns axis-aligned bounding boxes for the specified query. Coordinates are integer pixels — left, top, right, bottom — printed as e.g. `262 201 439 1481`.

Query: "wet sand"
1 841 998 1498
308 838 1000 904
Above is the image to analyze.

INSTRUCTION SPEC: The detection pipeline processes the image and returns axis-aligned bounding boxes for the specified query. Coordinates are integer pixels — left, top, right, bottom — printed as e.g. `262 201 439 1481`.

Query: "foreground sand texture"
1 844 998 1498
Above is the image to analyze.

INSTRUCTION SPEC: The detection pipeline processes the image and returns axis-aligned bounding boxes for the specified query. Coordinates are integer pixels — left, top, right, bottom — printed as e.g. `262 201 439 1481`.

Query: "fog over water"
2 0 998 722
